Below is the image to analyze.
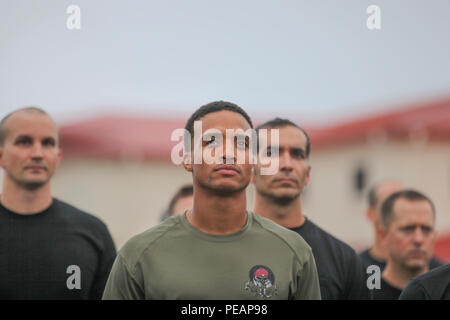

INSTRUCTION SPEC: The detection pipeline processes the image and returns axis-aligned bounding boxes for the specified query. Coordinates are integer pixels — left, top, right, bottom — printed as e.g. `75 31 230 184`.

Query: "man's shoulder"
412 263 450 286
251 212 313 260
53 198 107 229
118 215 182 271
306 219 356 252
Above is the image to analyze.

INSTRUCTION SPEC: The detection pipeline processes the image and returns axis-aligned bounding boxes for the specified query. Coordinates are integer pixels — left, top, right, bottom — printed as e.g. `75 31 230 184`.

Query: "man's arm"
345 253 372 299
295 250 321 300
89 225 117 300
102 254 145 300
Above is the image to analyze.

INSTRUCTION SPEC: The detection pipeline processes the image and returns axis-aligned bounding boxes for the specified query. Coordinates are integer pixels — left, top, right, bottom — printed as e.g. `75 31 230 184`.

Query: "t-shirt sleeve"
89 224 117 299
399 280 429 300
102 254 145 300
295 249 321 300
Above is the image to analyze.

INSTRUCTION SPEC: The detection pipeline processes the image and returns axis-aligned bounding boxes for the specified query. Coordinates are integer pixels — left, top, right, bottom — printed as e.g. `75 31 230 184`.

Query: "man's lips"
25 165 47 171
273 177 297 184
214 165 240 175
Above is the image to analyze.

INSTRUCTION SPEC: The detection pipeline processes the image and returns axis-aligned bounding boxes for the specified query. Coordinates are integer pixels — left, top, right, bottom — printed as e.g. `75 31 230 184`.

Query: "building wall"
1 139 449 251
307 140 450 249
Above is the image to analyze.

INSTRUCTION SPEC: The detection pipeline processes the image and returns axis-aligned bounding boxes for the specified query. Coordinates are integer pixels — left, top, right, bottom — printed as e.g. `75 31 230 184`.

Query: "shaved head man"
0 107 116 299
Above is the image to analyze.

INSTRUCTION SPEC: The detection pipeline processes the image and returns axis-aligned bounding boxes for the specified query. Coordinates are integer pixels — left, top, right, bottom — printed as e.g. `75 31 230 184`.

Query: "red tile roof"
59 97 450 161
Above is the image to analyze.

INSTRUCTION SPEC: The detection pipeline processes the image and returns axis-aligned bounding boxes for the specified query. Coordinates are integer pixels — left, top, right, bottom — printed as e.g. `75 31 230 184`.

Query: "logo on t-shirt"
244 265 278 298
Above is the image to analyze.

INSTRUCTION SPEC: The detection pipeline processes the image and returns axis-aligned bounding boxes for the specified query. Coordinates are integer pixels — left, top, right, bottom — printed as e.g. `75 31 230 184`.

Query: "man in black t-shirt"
252 118 370 300
0 107 116 299
399 263 450 300
373 190 438 300
359 181 443 272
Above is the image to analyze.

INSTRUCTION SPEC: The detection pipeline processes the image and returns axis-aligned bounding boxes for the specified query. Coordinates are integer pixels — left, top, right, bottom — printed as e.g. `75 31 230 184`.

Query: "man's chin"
18 179 48 190
405 260 428 272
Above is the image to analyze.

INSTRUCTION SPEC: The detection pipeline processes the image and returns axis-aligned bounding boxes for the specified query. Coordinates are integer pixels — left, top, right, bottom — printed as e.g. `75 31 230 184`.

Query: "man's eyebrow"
203 132 220 138
14 134 32 140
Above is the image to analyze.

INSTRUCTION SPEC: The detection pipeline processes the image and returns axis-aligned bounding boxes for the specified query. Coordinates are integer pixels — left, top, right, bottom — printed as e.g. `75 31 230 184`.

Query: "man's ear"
56 147 63 167
251 166 257 183
305 165 312 186
183 152 193 172
0 146 3 168
378 224 388 244
366 208 375 223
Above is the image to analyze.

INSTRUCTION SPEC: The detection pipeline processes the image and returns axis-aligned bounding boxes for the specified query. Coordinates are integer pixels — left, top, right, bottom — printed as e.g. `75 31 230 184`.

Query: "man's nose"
279 151 293 172
30 143 44 159
222 138 237 164
412 228 425 244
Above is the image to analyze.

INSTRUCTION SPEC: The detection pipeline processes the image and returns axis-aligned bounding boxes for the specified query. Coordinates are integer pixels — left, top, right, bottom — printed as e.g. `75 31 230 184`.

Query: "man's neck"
369 240 387 263
253 193 305 228
0 179 53 214
187 187 248 235
382 261 428 290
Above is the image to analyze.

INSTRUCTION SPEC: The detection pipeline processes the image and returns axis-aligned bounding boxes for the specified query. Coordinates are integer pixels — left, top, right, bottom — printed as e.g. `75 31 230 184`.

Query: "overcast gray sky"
1 0 449 125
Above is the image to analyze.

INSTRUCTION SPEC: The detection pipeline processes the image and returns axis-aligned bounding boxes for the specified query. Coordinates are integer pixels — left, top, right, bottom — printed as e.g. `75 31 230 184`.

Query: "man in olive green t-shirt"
102 101 320 300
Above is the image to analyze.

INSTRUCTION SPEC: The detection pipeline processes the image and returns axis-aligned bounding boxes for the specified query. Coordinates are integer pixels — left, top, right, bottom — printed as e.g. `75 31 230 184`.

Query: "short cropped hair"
0 106 51 146
367 185 378 209
168 184 194 216
380 190 436 228
255 117 311 158
184 101 253 151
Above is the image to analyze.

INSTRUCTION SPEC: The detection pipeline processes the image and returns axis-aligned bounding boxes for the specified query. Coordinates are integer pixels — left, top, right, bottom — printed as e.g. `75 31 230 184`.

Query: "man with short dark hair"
359 181 442 271
252 117 370 299
103 101 321 300
159 184 194 221
0 107 116 299
372 190 437 300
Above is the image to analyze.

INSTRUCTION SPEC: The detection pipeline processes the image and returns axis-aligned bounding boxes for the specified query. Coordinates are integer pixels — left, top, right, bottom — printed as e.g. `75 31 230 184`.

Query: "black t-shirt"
290 218 370 300
0 198 117 299
372 277 403 300
359 248 444 271
399 264 450 300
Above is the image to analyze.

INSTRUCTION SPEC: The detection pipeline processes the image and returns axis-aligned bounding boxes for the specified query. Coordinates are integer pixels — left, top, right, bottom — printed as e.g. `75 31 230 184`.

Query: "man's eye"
236 140 248 148
292 150 305 158
205 139 217 146
42 139 55 146
16 139 32 145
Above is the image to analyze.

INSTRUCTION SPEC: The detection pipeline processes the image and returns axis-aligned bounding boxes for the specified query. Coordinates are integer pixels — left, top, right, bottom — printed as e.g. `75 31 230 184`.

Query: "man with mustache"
252 118 370 299
373 190 437 299
0 107 116 299
103 101 320 300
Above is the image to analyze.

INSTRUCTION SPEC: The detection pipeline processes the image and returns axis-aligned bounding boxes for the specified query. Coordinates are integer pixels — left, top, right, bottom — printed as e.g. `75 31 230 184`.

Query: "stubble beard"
7 171 49 191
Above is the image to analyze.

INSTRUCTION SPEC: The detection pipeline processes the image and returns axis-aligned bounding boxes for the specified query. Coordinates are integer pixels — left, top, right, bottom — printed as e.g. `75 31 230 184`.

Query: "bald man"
0 107 116 299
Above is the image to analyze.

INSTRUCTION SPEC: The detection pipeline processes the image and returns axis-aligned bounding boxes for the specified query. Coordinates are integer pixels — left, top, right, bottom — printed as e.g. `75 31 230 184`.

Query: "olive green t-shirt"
102 211 321 300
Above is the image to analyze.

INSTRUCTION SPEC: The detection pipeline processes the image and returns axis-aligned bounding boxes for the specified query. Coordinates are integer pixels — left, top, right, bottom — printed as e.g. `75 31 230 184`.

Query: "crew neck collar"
0 197 56 218
179 210 253 242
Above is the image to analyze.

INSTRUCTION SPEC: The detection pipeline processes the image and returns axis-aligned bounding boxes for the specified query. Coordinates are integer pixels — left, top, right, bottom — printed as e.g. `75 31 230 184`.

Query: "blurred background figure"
372 190 437 300
160 184 194 221
359 181 443 271
359 180 405 268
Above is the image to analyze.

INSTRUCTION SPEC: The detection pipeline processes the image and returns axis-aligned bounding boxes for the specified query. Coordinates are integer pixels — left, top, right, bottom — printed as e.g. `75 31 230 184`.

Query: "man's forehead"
200 110 251 131
4 111 58 137
392 199 435 223
266 126 307 148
